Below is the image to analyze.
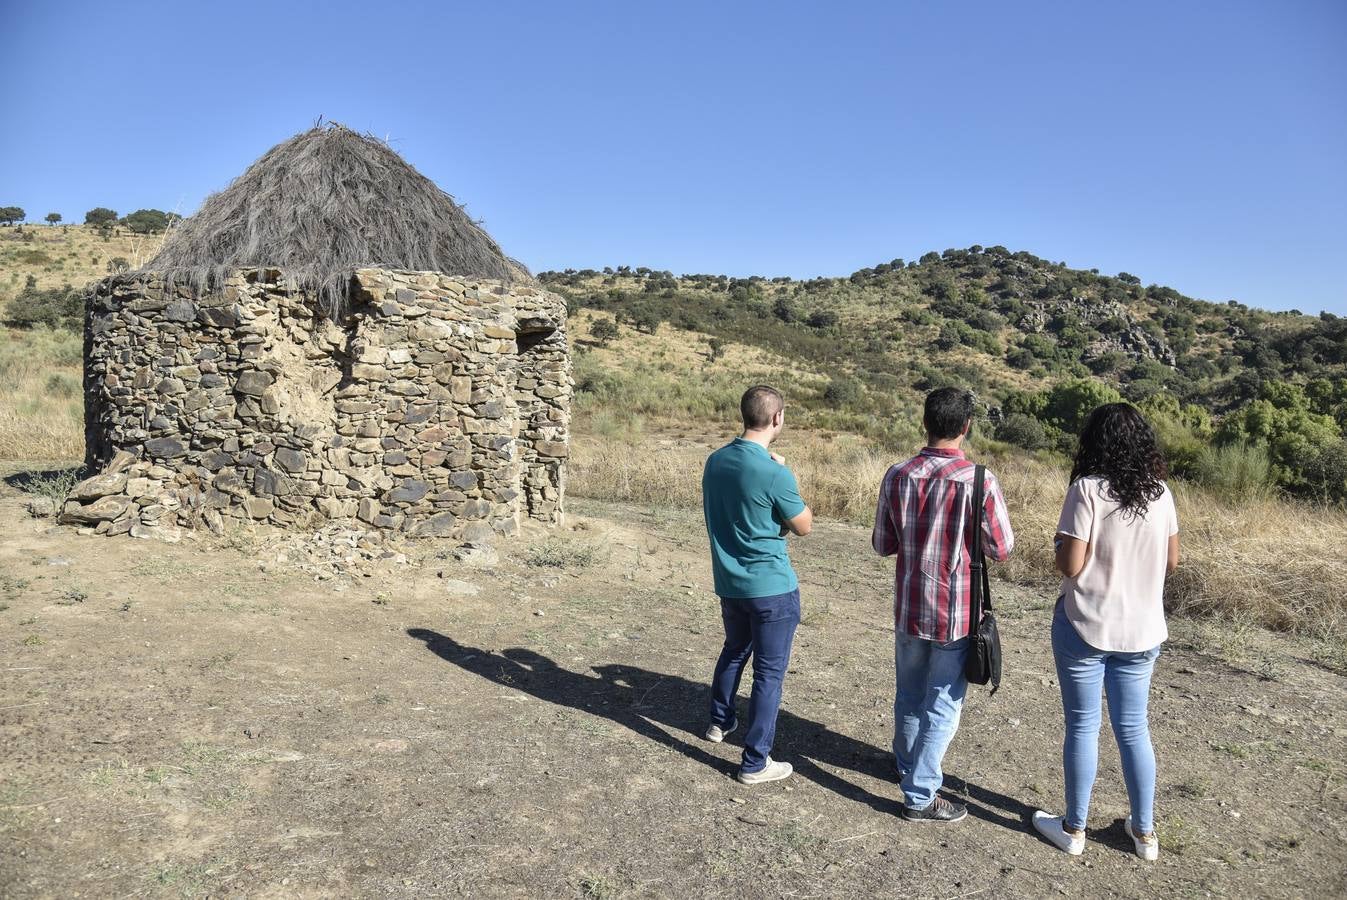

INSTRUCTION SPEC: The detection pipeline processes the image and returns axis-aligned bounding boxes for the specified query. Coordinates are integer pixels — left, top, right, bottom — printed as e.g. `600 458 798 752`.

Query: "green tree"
772 296 800 324
122 208 171 234
590 317 619 347
1041 378 1123 434
44 212 61 226
630 307 662 335
84 207 118 227
995 413 1050 450
1216 380 1343 494
707 337 725 362
0 206 24 226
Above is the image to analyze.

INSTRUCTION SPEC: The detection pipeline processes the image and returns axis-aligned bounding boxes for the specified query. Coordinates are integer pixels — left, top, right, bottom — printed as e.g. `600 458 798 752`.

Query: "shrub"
4 283 82 331
44 371 80 397
772 296 800 323
995 413 1050 450
629 308 662 335
1087 351 1127 374
1217 380 1343 496
805 309 838 329
1041 378 1123 434
1301 440 1347 504
967 309 1004 333
934 323 962 351
1191 443 1275 503
823 376 863 408
526 536 600 568
590 317 619 346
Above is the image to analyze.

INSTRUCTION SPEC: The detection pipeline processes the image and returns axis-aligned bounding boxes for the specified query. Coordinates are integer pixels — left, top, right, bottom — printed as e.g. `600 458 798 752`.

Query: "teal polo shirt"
702 437 806 599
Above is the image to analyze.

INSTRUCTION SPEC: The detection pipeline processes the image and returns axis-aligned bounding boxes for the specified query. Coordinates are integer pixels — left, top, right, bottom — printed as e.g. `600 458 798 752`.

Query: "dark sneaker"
902 796 968 824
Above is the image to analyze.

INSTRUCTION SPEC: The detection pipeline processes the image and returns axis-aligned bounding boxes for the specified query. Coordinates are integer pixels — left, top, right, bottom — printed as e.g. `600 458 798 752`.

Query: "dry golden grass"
0 223 159 299
0 327 84 460
571 423 1347 637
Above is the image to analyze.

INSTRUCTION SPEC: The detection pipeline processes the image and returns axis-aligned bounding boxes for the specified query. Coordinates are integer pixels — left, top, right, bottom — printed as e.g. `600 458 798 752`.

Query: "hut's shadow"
407 628 1032 830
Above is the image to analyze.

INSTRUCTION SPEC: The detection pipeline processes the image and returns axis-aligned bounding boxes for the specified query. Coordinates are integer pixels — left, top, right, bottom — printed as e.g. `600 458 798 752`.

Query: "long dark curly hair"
1070 403 1169 518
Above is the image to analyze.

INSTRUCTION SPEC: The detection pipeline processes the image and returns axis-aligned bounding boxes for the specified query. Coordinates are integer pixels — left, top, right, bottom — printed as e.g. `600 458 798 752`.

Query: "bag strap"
969 464 993 625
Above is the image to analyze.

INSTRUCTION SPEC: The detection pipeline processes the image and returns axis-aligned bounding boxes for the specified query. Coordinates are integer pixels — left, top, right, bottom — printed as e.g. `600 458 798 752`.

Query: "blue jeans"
708 588 801 773
1052 606 1160 834
893 631 969 809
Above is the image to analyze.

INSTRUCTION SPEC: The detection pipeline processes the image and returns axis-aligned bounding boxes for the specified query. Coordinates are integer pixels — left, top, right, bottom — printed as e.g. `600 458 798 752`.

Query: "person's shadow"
407 628 1033 831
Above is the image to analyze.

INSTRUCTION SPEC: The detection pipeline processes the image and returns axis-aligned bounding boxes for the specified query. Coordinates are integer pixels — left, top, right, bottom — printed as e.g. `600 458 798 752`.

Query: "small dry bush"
572 424 1347 637
526 536 603 569
0 327 84 460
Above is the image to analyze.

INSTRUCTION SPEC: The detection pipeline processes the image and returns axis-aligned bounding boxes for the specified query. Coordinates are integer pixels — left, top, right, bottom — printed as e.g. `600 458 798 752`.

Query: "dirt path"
2 482 1344 898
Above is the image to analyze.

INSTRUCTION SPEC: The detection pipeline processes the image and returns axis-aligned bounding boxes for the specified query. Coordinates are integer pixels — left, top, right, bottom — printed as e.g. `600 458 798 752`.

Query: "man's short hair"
923 387 975 441
741 385 784 430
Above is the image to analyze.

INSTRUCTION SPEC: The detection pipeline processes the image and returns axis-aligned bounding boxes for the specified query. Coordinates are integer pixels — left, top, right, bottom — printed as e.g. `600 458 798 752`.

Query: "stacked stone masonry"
70 268 571 541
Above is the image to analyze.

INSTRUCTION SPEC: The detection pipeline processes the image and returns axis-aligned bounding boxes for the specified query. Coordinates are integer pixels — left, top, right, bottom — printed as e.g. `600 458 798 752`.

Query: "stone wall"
68 267 571 541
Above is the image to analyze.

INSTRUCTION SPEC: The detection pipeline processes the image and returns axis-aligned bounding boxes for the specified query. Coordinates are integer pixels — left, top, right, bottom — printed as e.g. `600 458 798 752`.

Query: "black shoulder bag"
964 464 1002 694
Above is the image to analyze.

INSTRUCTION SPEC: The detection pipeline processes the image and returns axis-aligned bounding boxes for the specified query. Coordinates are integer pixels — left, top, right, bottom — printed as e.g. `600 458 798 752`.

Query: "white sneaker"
737 757 792 785
704 720 737 743
1126 814 1159 861
1032 811 1085 855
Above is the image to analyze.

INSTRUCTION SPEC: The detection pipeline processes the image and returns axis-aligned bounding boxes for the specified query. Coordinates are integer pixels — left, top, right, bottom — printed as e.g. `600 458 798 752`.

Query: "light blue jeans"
893 631 969 809
1052 605 1160 834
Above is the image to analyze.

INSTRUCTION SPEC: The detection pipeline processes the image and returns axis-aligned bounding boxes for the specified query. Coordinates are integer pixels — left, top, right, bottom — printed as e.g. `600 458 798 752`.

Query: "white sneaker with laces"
704 720 737 743
1126 814 1160 861
737 757 792 785
1032 811 1085 855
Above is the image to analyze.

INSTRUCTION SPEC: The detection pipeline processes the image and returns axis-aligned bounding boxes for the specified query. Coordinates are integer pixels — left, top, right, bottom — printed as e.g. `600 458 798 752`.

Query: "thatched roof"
143 123 525 317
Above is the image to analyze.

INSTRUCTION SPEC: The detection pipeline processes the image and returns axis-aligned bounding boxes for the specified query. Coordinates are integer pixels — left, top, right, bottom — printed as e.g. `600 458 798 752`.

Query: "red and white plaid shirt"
871 447 1015 643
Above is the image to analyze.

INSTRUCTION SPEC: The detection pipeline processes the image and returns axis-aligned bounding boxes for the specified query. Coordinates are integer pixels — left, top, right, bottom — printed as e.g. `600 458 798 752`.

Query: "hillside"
0 223 163 295
1 229 1344 502
540 249 1347 503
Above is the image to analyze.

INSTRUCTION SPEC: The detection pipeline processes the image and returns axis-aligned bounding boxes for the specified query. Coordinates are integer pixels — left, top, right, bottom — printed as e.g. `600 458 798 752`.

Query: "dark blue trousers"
708 588 801 773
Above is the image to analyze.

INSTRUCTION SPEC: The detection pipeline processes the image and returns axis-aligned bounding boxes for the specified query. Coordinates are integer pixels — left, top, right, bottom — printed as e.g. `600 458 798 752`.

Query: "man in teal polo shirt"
702 385 813 784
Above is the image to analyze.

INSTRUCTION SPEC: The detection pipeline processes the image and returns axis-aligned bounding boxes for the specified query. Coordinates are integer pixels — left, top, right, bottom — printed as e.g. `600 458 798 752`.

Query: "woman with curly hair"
1032 403 1179 861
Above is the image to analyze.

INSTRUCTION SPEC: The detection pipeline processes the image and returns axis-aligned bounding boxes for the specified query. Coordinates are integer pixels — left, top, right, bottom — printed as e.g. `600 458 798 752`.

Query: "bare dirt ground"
2 468 1345 899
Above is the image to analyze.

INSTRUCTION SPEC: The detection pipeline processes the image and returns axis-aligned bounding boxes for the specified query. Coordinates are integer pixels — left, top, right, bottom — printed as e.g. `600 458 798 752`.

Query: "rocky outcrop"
1015 294 1176 367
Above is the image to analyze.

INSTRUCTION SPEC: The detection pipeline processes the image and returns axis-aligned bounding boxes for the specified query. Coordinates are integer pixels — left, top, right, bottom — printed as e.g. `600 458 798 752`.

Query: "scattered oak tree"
84 207 118 227
591 317 619 347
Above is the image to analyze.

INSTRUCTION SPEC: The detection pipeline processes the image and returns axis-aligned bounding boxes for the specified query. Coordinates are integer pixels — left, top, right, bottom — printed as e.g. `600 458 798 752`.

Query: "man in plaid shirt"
872 387 1014 823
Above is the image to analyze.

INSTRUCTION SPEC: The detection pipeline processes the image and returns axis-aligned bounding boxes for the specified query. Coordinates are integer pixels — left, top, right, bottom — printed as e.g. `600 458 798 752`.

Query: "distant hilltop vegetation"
539 246 1347 503
1 227 1344 502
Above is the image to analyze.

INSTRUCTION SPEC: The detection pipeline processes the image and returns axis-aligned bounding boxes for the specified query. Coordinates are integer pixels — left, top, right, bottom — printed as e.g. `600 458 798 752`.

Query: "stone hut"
66 125 570 542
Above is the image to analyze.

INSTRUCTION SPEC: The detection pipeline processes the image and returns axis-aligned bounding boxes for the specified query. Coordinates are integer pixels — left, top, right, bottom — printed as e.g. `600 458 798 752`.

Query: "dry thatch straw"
142 123 525 317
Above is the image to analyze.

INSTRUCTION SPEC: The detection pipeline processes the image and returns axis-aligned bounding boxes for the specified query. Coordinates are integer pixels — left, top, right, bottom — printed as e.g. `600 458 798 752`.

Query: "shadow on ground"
407 627 1036 834
3 465 84 494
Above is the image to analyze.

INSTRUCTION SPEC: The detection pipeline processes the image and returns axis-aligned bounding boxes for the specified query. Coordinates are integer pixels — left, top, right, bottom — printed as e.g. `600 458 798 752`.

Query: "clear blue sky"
2 0 1344 314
